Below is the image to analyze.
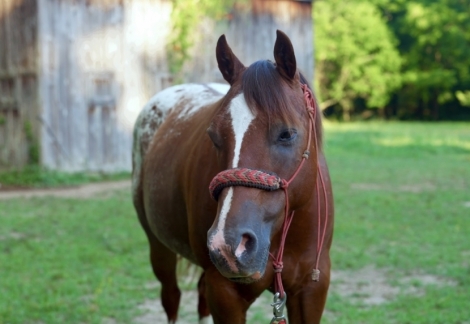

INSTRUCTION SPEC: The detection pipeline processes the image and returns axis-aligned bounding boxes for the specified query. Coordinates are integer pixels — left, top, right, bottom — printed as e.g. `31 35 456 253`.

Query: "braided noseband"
209 168 285 201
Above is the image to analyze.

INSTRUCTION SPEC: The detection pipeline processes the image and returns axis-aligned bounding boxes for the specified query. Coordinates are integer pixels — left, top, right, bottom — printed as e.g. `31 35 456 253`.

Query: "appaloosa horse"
132 30 334 324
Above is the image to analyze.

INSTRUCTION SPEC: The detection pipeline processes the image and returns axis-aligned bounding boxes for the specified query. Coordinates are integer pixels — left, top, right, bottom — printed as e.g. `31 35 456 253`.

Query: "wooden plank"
49 0 61 168
0 0 7 72
2 0 12 76
58 0 71 169
38 0 63 169
69 1 87 171
38 0 52 168
87 104 103 171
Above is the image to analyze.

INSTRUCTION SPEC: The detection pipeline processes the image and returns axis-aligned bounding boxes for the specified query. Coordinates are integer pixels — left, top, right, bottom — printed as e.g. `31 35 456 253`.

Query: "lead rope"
269 84 329 324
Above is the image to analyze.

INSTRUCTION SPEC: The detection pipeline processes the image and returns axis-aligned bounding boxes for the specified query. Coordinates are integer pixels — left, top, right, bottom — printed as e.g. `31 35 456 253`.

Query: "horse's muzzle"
207 227 269 283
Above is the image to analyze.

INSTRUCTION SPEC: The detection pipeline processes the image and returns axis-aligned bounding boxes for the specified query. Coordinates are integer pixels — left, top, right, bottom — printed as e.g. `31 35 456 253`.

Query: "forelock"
241 60 300 125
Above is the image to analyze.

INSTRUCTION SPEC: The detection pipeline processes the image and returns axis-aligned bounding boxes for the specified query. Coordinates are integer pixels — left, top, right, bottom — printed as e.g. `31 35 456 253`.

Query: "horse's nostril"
235 232 257 257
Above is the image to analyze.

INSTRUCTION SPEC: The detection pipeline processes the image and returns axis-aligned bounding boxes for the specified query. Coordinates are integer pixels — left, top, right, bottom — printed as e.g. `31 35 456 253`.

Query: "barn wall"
0 0 40 168
245 0 313 83
183 0 313 85
38 0 172 172
1 0 313 172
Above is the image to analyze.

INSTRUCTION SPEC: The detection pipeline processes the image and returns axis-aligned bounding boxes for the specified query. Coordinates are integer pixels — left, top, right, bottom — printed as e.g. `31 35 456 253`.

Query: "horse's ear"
274 30 297 80
216 35 244 85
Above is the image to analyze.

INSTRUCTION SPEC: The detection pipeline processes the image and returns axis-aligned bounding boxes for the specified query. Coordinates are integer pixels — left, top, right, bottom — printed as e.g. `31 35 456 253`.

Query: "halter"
208 84 329 323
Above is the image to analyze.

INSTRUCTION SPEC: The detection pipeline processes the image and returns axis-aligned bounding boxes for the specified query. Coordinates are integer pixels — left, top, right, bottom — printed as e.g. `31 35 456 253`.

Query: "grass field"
323 122 470 324
0 166 130 188
1 122 469 323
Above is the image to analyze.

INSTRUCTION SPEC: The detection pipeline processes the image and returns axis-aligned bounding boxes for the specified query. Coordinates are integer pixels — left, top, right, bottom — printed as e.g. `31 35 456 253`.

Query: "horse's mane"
241 60 323 149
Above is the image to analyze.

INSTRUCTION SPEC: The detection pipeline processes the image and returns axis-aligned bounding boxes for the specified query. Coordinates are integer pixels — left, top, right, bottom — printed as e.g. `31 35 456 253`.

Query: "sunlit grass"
323 122 470 323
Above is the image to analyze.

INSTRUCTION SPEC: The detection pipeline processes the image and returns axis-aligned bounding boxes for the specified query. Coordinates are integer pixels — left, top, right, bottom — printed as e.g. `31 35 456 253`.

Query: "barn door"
0 76 27 168
86 72 118 172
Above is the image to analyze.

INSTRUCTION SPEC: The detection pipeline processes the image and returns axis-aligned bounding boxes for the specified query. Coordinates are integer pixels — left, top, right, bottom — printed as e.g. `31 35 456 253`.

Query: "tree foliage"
456 91 470 107
314 0 402 120
168 0 236 74
383 0 470 119
315 0 470 120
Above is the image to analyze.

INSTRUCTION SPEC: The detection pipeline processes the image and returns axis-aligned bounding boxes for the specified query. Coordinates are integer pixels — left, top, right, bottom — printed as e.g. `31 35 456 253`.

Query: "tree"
456 91 470 107
314 0 402 120
168 0 236 74
373 0 470 119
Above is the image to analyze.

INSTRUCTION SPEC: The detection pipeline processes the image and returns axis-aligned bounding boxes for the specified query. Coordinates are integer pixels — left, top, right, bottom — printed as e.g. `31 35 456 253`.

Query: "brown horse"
132 30 334 324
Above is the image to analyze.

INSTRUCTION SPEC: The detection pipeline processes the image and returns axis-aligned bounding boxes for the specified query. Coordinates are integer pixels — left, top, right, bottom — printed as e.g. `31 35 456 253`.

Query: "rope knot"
301 84 316 118
273 261 283 273
302 150 310 159
307 106 315 116
280 179 289 189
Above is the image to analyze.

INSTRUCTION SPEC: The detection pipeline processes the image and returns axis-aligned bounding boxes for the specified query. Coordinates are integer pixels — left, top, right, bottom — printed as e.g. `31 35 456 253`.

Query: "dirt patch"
132 266 456 323
332 266 400 305
0 180 130 200
0 231 26 241
133 290 273 324
331 265 456 306
135 292 198 324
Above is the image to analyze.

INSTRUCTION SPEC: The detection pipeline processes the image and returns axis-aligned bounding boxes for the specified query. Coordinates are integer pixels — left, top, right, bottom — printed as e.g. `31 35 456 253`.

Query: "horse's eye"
207 128 222 149
278 129 297 142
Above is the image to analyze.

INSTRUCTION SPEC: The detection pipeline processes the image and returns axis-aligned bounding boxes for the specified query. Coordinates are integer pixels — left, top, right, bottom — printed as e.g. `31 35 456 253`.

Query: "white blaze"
229 93 256 168
215 187 234 235
210 92 256 264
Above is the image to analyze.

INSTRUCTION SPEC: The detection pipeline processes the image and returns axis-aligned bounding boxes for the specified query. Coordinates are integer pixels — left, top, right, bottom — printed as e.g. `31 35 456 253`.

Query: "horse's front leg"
285 271 330 324
204 267 253 324
197 272 211 323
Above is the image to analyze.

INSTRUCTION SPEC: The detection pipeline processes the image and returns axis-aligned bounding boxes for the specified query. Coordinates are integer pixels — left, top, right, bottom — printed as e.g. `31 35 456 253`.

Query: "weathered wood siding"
0 0 39 168
184 0 313 85
0 0 312 172
38 0 172 171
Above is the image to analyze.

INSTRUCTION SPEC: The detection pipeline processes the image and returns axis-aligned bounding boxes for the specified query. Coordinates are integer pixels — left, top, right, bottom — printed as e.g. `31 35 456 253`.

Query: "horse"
132 30 334 324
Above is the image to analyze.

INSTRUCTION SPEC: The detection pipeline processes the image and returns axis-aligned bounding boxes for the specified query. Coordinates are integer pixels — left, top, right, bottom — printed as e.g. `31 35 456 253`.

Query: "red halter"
208 84 329 302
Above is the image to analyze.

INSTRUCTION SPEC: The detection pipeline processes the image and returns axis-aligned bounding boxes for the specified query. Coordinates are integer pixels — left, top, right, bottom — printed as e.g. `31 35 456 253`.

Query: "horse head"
206 30 320 284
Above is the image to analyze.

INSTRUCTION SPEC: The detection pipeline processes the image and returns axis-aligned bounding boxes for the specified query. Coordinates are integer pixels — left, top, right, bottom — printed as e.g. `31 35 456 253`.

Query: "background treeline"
314 0 470 121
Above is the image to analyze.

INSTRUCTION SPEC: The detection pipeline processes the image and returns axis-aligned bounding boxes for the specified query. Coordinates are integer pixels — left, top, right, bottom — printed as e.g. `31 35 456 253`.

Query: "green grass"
322 122 470 323
0 190 153 324
0 166 130 188
0 122 469 323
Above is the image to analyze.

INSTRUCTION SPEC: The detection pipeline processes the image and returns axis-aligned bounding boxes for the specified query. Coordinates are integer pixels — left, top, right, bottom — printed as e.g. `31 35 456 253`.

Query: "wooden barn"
0 0 313 172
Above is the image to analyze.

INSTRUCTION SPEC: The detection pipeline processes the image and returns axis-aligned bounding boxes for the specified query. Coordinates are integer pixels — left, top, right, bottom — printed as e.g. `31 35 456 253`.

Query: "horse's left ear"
216 35 245 85
274 30 297 80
